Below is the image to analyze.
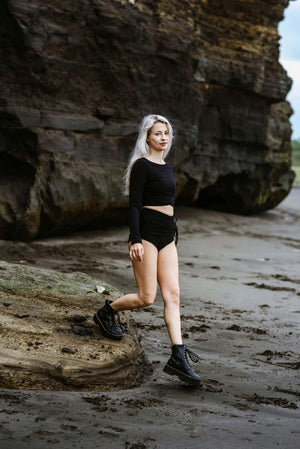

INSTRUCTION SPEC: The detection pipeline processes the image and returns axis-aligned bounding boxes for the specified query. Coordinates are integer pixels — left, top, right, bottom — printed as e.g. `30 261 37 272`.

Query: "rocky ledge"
0 261 148 390
0 0 295 240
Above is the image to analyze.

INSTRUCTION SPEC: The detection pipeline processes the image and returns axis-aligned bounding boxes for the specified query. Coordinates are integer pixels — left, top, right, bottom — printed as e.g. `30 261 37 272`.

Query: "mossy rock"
0 261 149 391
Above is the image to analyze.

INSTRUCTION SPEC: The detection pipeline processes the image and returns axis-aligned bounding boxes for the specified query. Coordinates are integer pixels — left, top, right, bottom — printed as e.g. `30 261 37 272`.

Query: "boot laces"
103 305 128 334
185 347 200 363
113 310 128 334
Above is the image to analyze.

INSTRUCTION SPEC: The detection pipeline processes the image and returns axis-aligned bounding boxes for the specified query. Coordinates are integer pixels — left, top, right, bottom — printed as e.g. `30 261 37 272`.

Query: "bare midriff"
143 205 174 216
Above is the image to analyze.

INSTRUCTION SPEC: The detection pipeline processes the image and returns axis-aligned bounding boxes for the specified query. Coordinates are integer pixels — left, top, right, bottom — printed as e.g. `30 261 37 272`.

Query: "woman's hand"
129 242 144 262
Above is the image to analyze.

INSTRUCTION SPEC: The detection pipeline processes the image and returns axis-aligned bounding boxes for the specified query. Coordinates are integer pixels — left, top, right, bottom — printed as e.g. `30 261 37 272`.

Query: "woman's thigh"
157 242 180 301
132 240 158 300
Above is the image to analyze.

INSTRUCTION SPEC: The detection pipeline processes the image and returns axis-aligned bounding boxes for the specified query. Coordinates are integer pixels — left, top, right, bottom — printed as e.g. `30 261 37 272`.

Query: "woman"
94 114 201 386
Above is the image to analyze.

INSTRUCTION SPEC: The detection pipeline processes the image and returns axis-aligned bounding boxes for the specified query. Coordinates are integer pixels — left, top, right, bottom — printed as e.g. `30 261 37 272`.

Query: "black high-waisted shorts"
139 208 178 252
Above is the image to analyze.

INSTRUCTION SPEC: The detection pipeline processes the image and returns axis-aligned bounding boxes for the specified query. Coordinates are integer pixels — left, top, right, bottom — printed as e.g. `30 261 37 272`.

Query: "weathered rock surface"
0 0 295 240
0 261 148 390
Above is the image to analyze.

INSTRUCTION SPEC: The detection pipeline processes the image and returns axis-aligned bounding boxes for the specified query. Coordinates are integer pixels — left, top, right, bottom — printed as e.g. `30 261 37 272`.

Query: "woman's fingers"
138 244 144 262
132 246 142 262
129 243 144 262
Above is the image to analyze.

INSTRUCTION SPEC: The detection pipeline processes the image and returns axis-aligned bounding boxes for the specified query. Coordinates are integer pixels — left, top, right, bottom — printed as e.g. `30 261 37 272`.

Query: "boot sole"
163 364 201 386
93 314 122 341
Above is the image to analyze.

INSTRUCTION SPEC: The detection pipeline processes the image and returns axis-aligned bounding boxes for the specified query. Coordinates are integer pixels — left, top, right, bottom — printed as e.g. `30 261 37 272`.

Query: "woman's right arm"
128 160 146 262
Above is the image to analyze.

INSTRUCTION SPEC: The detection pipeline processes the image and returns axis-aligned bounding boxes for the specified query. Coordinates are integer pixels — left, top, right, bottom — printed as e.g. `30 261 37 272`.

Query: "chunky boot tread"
163 363 201 386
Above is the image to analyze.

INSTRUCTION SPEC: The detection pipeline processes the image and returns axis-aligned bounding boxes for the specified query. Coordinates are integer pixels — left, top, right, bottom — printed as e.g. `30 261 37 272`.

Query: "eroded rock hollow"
0 0 294 240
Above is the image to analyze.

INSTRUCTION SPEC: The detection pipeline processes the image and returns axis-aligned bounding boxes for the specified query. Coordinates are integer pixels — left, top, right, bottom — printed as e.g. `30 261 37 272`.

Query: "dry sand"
0 187 299 449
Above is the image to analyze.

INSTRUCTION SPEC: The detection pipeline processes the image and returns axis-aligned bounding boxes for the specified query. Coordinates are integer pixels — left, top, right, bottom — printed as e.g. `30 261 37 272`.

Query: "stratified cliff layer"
0 0 294 240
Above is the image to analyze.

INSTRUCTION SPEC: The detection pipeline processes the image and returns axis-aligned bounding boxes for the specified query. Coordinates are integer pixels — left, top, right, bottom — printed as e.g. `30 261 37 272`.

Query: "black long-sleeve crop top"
128 157 176 244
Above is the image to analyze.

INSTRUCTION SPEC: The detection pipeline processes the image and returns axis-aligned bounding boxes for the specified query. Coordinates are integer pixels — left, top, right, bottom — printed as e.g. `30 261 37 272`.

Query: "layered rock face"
0 262 148 391
0 0 294 240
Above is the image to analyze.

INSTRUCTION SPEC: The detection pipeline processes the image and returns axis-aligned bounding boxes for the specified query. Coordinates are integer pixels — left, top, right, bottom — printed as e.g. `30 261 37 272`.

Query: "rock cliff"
0 0 294 240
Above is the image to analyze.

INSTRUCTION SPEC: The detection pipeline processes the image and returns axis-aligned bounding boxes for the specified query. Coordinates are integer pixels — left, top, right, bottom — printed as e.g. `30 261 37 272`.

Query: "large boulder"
0 0 294 240
0 261 148 390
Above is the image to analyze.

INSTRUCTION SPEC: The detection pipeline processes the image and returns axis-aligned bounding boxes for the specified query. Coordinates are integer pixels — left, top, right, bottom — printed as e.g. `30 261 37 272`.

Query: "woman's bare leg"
159 242 201 384
157 242 182 345
111 240 158 311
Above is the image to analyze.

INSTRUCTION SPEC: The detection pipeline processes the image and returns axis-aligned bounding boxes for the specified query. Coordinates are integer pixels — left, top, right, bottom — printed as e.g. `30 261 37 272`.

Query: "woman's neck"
146 151 164 164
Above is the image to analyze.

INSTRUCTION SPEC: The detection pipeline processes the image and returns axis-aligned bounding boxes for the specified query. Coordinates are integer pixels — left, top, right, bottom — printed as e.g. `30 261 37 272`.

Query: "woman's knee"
137 291 156 308
162 287 180 307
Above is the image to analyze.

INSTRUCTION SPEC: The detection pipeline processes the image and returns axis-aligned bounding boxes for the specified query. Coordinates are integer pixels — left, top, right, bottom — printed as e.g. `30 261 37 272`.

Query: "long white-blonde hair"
123 114 174 195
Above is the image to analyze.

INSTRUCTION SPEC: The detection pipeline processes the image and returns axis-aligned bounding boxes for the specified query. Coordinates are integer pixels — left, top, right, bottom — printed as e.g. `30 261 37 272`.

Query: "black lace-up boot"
93 300 123 340
163 344 201 386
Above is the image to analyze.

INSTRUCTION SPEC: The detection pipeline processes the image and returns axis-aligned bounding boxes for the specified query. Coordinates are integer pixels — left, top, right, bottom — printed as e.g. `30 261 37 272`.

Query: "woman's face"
147 122 169 153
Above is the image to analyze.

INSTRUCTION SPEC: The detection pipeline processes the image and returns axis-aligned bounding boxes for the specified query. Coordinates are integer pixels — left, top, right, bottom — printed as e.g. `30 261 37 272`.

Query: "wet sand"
0 187 299 449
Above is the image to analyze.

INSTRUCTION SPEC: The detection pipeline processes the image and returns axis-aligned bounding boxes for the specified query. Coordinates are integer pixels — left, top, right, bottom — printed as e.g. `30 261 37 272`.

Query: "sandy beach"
0 187 299 449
